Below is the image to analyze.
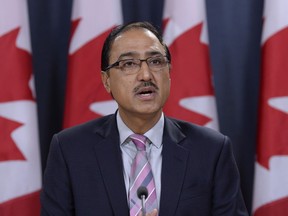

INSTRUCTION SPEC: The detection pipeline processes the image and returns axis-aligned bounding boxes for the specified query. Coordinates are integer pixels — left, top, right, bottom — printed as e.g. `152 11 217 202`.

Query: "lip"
135 86 157 100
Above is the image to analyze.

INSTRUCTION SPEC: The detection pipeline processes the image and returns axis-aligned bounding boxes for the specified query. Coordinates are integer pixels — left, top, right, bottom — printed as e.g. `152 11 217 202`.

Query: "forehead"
110 28 165 59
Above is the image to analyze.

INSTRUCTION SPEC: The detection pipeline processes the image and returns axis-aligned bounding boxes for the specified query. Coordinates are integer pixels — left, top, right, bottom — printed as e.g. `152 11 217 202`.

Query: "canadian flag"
0 0 41 215
252 0 288 215
162 0 218 130
63 0 122 128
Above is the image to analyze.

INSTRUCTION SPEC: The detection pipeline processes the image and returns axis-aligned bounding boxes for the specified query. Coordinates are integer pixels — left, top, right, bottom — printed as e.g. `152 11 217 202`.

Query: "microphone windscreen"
137 186 148 199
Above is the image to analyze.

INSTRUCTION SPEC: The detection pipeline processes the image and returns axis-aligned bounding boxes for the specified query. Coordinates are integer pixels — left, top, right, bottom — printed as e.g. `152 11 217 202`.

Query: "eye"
149 56 165 66
120 59 138 69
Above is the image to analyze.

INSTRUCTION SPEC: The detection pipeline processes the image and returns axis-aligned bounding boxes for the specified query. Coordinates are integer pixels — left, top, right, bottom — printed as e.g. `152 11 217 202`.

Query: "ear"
101 71 111 93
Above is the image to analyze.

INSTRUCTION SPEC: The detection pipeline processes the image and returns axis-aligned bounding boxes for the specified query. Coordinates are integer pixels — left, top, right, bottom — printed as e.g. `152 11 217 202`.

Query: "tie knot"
130 134 147 151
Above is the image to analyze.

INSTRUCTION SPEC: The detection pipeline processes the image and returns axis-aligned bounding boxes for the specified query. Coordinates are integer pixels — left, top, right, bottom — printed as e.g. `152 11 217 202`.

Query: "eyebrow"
117 51 164 60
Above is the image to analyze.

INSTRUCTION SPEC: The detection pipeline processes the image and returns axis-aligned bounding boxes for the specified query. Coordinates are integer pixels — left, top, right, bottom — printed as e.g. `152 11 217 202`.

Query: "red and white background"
1 0 287 215
63 0 122 128
0 0 41 215
252 0 288 215
162 0 218 130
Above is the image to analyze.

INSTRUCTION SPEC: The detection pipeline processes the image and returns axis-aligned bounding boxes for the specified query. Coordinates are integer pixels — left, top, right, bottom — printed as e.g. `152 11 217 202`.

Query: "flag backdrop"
1 0 281 214
252 0 288 215
63 0 122 128
0 0 41 215
163 0 218 130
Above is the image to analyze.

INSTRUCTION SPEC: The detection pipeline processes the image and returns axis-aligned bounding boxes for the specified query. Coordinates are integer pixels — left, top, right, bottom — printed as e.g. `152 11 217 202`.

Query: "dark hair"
101 21 171 71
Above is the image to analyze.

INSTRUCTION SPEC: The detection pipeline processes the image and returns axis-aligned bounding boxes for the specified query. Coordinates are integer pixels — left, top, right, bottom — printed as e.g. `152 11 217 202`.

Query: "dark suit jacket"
41 114 248 216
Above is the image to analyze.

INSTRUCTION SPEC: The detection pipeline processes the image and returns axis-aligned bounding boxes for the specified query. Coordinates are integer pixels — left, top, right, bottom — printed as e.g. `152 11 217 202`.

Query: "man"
41 22 248 216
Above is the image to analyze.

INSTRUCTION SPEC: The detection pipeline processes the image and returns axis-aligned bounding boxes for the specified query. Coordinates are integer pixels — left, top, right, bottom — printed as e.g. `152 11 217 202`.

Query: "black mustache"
133 81 159 93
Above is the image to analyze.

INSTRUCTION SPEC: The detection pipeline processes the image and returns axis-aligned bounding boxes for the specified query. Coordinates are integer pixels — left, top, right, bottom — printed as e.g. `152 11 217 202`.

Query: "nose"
137 61 152 81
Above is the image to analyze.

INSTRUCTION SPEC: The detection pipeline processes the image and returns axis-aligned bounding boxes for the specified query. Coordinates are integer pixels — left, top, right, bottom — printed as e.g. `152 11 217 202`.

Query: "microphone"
137 186 148 215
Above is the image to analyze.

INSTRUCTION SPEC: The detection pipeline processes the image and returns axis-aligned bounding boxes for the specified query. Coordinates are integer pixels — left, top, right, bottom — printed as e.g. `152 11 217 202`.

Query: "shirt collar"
117 112 164 148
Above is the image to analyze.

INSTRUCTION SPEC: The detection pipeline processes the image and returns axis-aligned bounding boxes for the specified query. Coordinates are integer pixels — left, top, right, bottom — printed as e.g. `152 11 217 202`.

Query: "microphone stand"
140 194 146 216
137 186 148 215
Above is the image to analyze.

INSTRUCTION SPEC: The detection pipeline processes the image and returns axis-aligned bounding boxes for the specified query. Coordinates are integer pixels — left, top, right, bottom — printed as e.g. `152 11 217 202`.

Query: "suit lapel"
92 115 190 216
93 115 129 216
159 117 190 216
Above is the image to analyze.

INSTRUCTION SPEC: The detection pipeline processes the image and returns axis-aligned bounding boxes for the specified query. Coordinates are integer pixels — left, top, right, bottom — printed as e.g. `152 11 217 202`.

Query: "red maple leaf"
0 27 32 162
0 116 25 161
0 27 33 102
257 27 288 169
163 23 215 125
63 20 114 128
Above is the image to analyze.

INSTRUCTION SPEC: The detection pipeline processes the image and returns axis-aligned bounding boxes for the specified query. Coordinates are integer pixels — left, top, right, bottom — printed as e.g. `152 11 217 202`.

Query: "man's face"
101 28 171 119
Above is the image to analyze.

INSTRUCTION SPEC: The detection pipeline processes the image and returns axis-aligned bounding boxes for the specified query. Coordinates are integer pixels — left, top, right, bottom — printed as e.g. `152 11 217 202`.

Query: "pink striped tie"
129 134 157 216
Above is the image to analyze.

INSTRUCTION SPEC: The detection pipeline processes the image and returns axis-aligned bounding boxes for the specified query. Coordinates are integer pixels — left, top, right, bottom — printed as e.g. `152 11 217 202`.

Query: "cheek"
160 73 171 92
164 80 171 98
161 76 171 103
110 77 133 98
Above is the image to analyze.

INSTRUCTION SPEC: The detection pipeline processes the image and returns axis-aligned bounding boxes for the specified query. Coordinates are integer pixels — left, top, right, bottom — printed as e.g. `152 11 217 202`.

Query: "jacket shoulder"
166 117 227 144
57 114 115 139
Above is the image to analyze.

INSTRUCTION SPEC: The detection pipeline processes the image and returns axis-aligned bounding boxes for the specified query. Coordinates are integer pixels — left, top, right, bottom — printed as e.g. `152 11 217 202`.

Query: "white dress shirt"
116 112 164 209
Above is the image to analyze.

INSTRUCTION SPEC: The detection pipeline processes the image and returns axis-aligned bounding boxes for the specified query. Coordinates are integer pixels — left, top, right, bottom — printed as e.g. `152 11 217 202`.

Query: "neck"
119 110 162 134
